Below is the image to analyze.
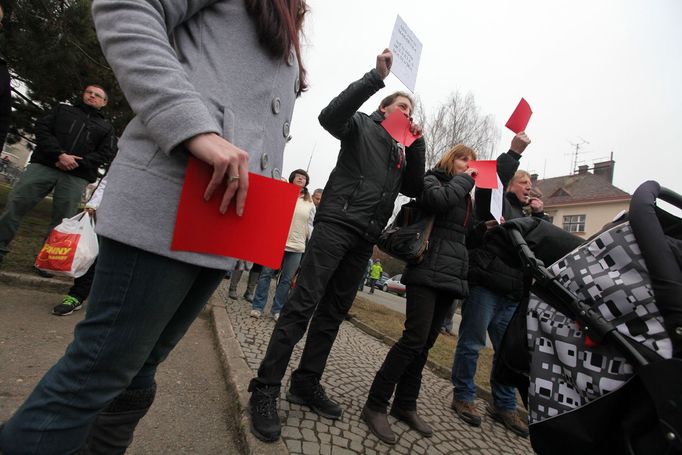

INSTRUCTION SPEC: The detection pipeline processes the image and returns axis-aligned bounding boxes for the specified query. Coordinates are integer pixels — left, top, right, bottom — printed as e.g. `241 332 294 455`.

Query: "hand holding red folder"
171 157 300 269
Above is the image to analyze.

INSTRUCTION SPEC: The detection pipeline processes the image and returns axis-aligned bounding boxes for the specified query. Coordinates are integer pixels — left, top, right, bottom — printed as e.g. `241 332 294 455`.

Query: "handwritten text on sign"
388 15 423 92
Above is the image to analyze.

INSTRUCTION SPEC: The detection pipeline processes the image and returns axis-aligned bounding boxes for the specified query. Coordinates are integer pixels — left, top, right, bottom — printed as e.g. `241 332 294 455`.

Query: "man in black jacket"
451 132 547 438
249 48 425 442
0 85 116 268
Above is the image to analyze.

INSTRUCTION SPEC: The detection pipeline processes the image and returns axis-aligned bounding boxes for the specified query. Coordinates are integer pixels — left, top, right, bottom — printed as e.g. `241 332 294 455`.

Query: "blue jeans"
451 286 519 411
251 251 302 315
0 238 224 454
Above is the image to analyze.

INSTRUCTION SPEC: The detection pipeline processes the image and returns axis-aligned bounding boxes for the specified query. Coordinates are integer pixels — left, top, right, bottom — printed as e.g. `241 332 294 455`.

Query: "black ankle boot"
81 383 156 454
287 378 342 420
248 382 281 442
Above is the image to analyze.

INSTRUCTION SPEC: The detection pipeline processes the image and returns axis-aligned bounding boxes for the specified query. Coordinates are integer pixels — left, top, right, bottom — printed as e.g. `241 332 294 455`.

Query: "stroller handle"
658 186 682 210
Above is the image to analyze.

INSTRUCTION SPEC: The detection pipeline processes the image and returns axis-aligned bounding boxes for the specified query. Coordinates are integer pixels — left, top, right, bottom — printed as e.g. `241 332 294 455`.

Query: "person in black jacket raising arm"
249 48 426 443
0 85 116 270
451 132 547 438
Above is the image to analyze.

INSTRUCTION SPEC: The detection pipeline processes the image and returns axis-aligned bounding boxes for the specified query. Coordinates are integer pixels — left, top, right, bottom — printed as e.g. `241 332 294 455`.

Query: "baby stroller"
490 181 682 455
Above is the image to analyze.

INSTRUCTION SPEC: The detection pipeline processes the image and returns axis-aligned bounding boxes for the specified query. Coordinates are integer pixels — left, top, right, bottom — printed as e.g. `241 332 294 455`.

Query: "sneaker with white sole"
52 295 82 316
249 309 262 318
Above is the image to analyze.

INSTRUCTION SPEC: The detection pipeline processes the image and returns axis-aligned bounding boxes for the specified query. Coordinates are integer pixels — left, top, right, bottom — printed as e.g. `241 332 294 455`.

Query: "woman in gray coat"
0 1 308 453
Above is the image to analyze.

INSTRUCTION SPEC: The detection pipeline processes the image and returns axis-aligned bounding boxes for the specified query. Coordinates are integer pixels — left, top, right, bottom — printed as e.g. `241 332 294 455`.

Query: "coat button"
260 153 269 170
271 168 281 180
271 97 281 114
676 326 682 336
294 77 300 94
282 121 290 138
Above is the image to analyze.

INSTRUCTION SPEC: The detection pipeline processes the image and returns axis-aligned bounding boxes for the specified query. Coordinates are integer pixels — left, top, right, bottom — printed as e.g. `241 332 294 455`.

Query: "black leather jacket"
31 101 117 182
316 69 425 241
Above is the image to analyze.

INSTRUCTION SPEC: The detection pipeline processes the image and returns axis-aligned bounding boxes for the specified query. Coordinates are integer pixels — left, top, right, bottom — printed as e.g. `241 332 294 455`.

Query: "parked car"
367 273 389 288
383 274 406 297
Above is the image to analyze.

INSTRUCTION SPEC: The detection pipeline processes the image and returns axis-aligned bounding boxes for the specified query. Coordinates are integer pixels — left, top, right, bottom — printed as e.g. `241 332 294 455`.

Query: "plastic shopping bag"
34 212 99 278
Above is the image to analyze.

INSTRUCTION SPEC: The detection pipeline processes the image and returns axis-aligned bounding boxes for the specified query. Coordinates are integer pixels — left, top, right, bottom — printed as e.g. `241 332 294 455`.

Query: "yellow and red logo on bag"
35 231 81 272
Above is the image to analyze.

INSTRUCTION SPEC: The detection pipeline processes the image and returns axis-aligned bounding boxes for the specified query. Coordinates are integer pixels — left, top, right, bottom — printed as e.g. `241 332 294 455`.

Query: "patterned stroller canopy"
495 181 682 455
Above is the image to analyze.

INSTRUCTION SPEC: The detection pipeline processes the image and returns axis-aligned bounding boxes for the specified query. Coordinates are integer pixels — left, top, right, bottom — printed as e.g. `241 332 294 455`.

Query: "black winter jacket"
402 168 474 297
30 101 117 183
0 54 11 147
316 69 425 242
467 150 548 300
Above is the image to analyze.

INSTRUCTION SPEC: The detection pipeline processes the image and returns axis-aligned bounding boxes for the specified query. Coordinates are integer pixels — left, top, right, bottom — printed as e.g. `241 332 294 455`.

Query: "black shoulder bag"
377 200 435 264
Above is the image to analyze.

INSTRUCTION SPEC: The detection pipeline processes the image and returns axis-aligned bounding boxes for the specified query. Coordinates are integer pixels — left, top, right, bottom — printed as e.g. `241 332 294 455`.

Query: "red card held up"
468 160 498 189
381 110 421 147
505 98 532 133
171 157 300 269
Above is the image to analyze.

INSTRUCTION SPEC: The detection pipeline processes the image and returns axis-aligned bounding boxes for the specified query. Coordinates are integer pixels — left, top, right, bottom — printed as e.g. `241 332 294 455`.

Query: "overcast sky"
283 0 681 198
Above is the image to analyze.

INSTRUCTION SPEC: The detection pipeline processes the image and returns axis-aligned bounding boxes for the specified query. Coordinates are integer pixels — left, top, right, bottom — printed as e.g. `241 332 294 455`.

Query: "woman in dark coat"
362 144 477 445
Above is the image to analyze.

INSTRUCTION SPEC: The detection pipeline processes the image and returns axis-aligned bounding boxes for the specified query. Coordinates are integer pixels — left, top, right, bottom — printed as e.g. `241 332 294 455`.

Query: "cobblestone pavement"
218 282 533 455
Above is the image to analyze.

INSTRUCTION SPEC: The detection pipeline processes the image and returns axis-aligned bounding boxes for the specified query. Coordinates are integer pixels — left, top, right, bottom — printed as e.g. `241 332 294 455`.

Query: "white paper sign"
490 174 504 223
388 15 423 92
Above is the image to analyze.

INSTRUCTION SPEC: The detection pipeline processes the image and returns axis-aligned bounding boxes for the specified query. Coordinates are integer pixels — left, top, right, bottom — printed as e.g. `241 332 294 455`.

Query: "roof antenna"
568 137 589 174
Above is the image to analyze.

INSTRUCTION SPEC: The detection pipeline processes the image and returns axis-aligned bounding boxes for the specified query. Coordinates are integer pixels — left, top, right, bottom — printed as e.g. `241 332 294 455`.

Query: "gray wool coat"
91 0 299 269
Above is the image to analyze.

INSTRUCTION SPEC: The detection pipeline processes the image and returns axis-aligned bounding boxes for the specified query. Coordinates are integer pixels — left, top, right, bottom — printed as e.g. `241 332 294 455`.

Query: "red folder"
468 160 498 189
171 157 300 269
505 98 532 133
381 110 421 147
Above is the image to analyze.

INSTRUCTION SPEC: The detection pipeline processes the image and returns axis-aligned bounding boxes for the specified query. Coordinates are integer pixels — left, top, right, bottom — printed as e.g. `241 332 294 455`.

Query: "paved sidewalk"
0 275 243 454
217 281 533 455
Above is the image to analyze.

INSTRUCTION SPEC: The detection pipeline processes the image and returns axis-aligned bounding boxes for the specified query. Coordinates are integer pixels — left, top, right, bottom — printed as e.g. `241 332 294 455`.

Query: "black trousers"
68 259 97 302
366 284 455 412
254 222 373 387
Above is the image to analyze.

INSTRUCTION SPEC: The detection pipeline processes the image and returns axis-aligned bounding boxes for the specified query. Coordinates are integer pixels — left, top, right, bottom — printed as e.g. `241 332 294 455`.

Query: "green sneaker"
52 295 83 316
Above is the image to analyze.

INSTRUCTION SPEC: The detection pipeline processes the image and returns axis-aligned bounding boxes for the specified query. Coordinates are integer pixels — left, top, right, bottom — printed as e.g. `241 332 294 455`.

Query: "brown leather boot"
451 398 482 427
487 404 529 438
361 405 396 445
389 407 433 437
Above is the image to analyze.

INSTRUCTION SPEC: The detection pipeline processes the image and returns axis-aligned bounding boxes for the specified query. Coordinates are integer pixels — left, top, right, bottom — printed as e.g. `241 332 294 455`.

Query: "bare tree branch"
420 90 500 168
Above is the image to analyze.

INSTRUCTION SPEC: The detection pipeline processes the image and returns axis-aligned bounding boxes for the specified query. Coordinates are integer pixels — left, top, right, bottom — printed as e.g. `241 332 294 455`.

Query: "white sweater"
285 196 315 253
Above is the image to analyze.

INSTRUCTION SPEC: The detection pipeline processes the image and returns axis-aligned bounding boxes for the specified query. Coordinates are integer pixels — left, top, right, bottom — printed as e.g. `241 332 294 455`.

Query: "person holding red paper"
248 48 425 443
0 1 309 453
451 131 548 439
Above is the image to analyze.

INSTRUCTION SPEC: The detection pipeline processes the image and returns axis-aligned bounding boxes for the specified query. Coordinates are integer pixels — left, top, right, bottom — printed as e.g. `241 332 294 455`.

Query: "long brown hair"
245 0 308 96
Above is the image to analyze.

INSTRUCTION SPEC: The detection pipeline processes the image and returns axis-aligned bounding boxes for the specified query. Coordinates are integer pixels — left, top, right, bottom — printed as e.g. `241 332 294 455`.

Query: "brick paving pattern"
218 282 533 454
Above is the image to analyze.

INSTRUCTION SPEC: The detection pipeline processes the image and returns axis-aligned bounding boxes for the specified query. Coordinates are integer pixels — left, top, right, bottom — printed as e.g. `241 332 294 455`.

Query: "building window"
563 214 586 232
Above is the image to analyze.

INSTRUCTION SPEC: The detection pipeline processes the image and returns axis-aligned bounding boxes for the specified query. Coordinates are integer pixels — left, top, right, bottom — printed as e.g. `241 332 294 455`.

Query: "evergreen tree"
1 0 132 143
